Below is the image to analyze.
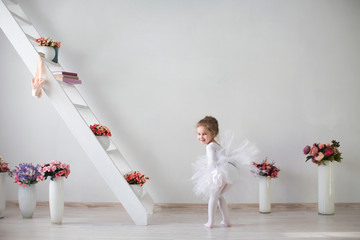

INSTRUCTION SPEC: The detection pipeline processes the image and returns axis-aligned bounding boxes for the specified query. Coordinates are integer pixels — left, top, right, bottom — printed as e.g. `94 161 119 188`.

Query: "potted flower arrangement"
252 159 280 179
36 37 61 63
303 140 342 166
11 163 43 218
90 123 112 150
252 158 280 214
0 156 10 173
40 160 71 181
40 160 70 224
124 171 150 198
0 156 10 218
303 140 342 215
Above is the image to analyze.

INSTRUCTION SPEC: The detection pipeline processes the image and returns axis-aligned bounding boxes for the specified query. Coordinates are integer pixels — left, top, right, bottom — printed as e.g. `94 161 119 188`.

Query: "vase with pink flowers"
0 156 10 218
303 140 342 215
252 158 280 213
41 160 71 224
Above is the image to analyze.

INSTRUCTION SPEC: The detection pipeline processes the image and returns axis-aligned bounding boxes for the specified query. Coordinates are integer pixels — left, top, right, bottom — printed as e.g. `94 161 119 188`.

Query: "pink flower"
310 146 318 157
51 165 57 172
325 148 334 157
303 145 311 154
315 152 324 161
318 144 325 149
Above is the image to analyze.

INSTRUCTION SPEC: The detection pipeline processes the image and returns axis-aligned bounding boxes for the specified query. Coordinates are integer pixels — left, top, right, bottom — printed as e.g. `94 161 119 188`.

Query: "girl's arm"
206 143 217 168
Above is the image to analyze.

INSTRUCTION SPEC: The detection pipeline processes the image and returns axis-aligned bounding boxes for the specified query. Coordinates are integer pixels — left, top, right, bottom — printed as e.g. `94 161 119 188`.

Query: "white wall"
1 0 359 204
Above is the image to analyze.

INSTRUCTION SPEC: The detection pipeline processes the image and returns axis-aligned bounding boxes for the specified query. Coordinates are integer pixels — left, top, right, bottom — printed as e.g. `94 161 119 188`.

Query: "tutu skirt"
191 133 259 199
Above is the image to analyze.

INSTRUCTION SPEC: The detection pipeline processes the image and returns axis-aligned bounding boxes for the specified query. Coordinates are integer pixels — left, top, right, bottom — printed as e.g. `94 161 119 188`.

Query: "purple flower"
303 145 311 154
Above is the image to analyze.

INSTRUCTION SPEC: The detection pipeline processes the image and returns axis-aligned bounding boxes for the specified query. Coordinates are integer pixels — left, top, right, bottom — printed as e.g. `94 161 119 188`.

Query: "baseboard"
6 201 360 209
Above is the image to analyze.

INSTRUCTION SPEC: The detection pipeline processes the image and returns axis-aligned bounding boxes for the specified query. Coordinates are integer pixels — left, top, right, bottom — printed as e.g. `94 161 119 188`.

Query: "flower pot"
318 161 334 215
49 177 64 224
0 172 6 218
259 177 271 213
18 184 37 219
96 136 110 150
38 46 59 63
130 184 144 198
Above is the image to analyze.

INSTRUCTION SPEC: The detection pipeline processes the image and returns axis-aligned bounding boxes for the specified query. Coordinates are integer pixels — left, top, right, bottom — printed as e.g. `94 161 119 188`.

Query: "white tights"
204 183 232 228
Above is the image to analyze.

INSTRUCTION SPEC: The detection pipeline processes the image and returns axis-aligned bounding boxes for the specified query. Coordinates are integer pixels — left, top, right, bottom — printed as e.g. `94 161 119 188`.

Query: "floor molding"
6 201 360 209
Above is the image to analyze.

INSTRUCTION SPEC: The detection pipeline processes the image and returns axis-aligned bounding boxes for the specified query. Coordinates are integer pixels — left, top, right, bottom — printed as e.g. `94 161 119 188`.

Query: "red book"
54 74 79 79
56 77 82 85
52 71 78 77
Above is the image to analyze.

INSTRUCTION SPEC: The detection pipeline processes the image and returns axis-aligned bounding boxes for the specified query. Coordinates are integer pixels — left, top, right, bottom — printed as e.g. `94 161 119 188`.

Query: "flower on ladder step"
90 124 112 136
36 37 61 48
124 171 150 187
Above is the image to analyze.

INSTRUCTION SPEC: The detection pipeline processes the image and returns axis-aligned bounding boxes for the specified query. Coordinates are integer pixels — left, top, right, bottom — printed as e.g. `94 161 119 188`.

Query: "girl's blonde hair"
197 116 219 137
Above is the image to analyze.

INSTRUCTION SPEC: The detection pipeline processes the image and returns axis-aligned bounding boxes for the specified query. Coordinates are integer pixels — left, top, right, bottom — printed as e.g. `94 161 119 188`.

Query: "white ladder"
0 0 154 225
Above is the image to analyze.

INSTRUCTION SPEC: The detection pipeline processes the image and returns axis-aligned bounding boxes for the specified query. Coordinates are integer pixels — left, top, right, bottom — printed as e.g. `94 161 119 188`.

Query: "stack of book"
52 71 82 85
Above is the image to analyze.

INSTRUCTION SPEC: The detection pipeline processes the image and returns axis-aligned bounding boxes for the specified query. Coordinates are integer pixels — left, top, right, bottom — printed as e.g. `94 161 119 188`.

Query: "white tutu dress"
191 133 259 199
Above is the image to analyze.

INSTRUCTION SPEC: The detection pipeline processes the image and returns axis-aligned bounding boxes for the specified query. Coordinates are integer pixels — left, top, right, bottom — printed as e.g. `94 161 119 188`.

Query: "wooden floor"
1 203 359 240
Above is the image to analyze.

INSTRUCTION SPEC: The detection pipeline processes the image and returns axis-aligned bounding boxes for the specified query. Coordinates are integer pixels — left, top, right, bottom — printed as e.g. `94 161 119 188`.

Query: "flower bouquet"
303 140 342 166
36 37 61 48
36 37 60 63
11 163 43 187
90 124 112 136
40 160 71 181
0 156 10 173
124 171 150 187
252 158 280 179
0 156 10 217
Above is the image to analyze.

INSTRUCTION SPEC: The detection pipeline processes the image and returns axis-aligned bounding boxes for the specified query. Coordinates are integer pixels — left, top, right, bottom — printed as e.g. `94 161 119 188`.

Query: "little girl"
192 116 259 228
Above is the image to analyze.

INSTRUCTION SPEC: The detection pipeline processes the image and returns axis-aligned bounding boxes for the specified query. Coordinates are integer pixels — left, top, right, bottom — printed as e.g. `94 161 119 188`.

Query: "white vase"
259 177 271 213
18 184 37 219
0 172 6 218
37 46 56 61
96 136 110 150
130 184 144 198
318 161 334 215
49 177 64 224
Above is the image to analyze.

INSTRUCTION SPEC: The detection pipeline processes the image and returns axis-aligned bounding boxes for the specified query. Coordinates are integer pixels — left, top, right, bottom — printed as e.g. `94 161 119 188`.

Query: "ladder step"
73 103 89 109
25 33 37 42
3 0 17 7
11 12 31 25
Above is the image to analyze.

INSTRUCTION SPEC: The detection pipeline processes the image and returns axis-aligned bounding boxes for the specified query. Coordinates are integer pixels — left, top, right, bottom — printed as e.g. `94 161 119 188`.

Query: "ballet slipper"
220 220 232 227
204 223 214 228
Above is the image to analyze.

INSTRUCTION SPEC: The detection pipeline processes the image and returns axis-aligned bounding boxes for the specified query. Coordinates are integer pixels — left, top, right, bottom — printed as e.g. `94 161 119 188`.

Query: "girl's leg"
204 194 218 228
204 183 227 228
218 184 232 227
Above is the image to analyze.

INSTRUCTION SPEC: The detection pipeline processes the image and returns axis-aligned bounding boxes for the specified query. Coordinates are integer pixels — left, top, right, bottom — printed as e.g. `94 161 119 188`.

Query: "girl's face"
197 125 215 145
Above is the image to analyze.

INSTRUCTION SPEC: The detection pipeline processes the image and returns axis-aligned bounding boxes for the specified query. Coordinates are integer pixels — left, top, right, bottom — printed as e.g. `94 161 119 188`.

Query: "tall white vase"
0 172 6 218
318 161 334 215
49 177 64 224
18 184 37 219
259 177 271 213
